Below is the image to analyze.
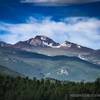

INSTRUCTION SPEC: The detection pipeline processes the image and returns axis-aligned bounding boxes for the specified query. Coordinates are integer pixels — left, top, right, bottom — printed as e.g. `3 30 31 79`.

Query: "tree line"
0 74 100 100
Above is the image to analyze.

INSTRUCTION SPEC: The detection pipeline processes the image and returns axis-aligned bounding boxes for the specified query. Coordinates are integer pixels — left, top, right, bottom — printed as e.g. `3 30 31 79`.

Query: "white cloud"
0 17 100 49
21 0 100 5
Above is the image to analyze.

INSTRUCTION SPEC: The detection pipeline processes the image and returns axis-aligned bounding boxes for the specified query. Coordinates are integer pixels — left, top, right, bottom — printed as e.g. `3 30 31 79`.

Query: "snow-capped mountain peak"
35 35 47 40
59 41 83 49
14 35 60 48
12 35 93 51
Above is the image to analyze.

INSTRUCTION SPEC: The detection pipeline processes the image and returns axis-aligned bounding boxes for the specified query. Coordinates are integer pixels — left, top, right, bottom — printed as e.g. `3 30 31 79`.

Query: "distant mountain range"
0 35 100 65
12 35 93 50
0 35 94 49
0 35 100 81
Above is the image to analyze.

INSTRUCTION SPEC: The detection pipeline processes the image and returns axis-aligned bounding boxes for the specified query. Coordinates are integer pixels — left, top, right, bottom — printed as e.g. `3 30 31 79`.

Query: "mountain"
0 35 100 65
12 35 93 51
13 35 60 48
0 41 10 47
11 35 99 65
60 41 93 51
0 46 100 81
12 35 93 52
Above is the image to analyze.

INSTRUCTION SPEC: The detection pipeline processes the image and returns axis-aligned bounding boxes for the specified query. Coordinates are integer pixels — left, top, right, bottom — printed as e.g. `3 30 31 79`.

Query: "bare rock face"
34 35 60 46
13 35 60 48
26 38 43 47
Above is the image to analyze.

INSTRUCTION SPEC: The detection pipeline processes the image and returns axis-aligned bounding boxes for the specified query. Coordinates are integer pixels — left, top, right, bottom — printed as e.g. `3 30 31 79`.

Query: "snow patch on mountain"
60 41 72 48
41 36 46 41
77 45 81 48
43 41 60 48
78 54 86 60
57 68 69 76
51 45 61 48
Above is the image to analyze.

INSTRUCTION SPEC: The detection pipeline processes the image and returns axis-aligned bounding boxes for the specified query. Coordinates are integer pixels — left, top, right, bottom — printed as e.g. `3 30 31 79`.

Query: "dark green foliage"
0 74 100 100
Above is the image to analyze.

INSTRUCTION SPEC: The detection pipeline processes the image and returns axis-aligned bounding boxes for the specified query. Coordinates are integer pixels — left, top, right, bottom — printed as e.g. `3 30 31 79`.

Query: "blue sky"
0 0 100 49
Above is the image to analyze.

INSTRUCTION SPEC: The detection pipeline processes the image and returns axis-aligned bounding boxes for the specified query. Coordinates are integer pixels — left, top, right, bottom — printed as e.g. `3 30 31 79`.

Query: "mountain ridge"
0 35 100 65
0 35 96 50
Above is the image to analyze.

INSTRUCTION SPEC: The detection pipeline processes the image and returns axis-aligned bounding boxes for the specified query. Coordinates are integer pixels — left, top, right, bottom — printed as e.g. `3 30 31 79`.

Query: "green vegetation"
0 74 100 100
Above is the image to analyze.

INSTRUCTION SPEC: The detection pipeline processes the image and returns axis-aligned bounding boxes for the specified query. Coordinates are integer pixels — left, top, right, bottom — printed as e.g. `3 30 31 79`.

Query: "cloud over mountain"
0 17 100 49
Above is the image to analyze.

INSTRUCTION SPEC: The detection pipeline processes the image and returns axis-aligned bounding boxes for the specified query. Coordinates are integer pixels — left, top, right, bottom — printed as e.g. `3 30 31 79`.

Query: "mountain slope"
0 65 23 77
0 41 11 47
1 35 100 65
0 46 100 81
10 35 100 65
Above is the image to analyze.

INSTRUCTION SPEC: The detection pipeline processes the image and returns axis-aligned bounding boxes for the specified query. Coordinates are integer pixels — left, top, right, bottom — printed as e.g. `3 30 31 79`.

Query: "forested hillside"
0 74 100 100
